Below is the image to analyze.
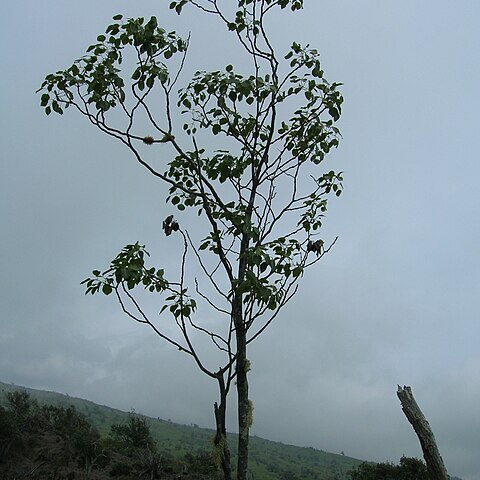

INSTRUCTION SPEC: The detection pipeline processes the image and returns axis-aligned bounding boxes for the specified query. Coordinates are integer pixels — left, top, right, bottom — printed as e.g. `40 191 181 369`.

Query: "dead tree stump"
396 385 449 480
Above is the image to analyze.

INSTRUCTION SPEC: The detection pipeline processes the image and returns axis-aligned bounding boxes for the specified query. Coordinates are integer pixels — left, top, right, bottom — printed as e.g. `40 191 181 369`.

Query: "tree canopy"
38 2 344 479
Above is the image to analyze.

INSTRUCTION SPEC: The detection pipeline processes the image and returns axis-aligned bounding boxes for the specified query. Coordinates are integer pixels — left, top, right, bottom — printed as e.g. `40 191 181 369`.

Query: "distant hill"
0 380 362 479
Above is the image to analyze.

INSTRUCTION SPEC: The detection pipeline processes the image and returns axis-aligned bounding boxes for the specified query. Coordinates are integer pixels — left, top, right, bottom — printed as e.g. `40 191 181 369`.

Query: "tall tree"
38 1 344 479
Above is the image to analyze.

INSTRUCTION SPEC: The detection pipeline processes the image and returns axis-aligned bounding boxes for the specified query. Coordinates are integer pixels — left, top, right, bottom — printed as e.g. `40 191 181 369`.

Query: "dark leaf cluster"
38 15 187 114
82 242 168 295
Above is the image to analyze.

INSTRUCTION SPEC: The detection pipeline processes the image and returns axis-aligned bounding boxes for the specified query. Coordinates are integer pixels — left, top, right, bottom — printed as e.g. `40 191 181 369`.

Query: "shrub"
184 450 218 475
135 449 164 480
5 390 40 430
110 461 132 477
0 405 18 462
348 456 428 480
110 414 156 454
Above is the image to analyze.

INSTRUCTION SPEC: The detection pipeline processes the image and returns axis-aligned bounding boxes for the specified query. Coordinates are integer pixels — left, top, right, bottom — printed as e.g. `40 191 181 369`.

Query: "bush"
348 456 428 480
110 414 156 454
135 449 164 480
42 403 107 470
109 461 132 477
0 405 18 462
0 391 44 460
5 390 40 430
184 450 218 475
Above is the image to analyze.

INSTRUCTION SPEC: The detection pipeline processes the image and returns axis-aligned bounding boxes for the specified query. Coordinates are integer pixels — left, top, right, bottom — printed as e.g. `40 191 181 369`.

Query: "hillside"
0 381 361 479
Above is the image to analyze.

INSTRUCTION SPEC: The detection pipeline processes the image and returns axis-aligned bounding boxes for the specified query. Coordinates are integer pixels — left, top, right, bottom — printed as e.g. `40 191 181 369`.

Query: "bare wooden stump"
397 385 449 480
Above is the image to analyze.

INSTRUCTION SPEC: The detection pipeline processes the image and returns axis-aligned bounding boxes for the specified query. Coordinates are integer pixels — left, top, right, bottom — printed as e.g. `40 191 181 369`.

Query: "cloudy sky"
1 1 479 479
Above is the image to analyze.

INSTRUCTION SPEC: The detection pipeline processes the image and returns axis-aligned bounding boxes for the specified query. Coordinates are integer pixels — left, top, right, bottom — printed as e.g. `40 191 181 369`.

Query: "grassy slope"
0 381 362 480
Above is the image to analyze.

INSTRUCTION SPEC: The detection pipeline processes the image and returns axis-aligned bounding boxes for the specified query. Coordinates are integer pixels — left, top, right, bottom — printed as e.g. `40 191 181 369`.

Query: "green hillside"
0 381 361 479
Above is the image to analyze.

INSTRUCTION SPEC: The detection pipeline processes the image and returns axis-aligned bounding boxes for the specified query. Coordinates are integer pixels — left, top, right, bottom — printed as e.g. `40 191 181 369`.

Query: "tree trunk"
236 327 250 480
396 385 449 480
235 220 253 480
214 378 232 480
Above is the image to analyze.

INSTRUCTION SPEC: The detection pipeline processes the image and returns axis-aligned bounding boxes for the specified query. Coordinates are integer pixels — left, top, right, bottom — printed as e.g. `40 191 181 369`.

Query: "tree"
0 405 18 463
38 1 344 479
5 390 37 430
42 403 108 472
110 413 156 454
110 414 160 480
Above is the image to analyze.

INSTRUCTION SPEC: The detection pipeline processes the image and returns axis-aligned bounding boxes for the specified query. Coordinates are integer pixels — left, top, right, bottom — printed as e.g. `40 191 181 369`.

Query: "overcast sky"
1 1 479 479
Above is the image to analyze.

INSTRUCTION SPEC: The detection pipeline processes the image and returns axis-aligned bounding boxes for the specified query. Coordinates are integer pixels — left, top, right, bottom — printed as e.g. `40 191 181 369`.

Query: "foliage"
5 390 39 429
109 460 133 477
1 384 363 480
135 448 164 480
1 390 45 462
38 2 343 361
0 405 17 463
0 390 110 476
184 449 218 475
41 403 110 472
110 413 156 454
348 456 428 480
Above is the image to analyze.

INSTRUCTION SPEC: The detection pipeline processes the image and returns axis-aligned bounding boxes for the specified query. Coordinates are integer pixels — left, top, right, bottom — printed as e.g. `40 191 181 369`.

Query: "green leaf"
329 107 340 121
132 69 141 80
199 242 209 251
160 304 169 314
52 101 63 115
293 266 303 278
146 76 155 89
112 14 123 20
40 93 49 107
102 284 113 295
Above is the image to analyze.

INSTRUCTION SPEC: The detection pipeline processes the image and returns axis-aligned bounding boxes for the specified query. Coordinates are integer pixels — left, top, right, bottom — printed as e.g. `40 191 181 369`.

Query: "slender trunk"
234 301 250 480
214 378 232 480
235 198 255 480
396 385 449 480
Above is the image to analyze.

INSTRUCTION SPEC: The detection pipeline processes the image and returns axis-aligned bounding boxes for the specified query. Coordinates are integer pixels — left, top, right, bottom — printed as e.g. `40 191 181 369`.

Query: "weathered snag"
396 385 449 480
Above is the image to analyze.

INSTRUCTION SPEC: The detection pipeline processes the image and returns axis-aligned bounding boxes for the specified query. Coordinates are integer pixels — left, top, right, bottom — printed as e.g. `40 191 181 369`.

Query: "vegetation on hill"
348 455 462 480
348 456 428 480
2 383 455 480
0 388 219 480
0 382 361 479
